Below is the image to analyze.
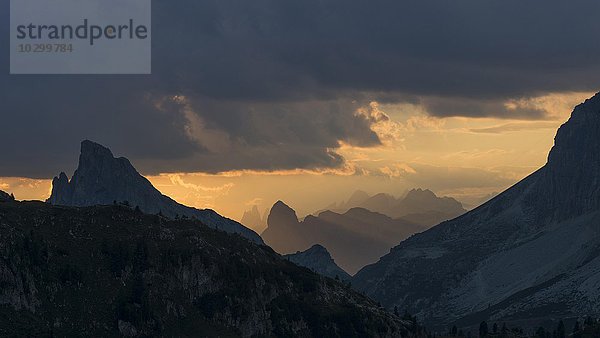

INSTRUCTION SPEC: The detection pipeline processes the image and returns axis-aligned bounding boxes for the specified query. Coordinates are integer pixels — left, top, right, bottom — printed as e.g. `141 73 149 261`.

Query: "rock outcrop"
47 140 263 244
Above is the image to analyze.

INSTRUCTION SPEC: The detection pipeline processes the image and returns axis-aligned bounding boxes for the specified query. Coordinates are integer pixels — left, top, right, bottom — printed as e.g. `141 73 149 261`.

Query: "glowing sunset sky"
1 92 591 229
2 1 600 231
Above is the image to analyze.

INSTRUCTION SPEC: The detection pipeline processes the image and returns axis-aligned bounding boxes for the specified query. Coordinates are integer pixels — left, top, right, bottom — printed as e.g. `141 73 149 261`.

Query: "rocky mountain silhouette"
47 140 263 244
352 93 600 329
285 244 351 281
240 205 267 233
0 198 412 337
262 201 427 274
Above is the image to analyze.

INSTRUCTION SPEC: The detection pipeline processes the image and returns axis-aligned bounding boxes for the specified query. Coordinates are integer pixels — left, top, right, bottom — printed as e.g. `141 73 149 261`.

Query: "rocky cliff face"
0 200 411 337
533 95 600 221
261 201 307 253
352 93 600 329
285 245 351 281
47 141 263 244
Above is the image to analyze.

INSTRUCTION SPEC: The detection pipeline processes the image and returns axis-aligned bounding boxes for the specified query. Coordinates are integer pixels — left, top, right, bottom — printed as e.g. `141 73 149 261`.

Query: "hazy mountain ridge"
285 245 351 281
47 140 263 244
262 201 427 274
352 93 600 329
328 189 466 227
240 205 267 233
0 199 411 337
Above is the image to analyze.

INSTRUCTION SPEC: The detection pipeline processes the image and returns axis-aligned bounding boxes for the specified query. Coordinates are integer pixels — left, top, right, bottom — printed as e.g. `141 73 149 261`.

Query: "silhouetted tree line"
535 317 600 338
442 317 600 338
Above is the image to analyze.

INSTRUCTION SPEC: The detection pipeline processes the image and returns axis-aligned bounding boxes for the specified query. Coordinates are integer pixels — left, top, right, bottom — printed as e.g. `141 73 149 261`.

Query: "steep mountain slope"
0 198 410 337
285 245 352 281
333 189 466 227
353 93 600 329
262 201 427 274
47 140 262 244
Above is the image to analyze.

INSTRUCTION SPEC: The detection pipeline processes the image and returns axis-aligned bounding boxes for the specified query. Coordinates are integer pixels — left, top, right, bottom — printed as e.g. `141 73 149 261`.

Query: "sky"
2 1 600 229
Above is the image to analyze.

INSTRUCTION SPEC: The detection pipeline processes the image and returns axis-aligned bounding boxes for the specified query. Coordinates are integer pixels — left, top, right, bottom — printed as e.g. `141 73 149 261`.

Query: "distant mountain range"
329 189 467 226
261 201 428 274
352 93 600 329
0 196 410 337
47 140 263 244
285 245 351 281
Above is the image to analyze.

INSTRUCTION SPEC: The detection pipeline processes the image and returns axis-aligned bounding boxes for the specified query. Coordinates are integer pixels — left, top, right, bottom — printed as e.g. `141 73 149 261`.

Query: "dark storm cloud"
419 96 549 119
152 0 600 100
2 0 600 177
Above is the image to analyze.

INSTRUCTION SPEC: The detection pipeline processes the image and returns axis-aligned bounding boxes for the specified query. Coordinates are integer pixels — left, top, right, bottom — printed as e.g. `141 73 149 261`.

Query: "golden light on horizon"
1 91 593 232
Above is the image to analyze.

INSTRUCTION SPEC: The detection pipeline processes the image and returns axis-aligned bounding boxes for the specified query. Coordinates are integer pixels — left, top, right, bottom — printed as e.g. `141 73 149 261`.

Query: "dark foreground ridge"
0 199 413 337
47 140 263 244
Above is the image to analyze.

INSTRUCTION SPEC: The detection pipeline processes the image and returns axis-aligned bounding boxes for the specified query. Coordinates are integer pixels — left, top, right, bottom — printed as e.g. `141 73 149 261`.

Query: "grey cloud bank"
2 0 600 177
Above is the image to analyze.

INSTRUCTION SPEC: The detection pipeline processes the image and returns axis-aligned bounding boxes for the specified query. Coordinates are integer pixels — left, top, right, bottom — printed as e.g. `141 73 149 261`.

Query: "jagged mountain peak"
76 140 137 177
403 188 437 200
529 94 600 221
48 140 153 207
47 141 263 244
261 201 303 253
80 139 114 158
272 200 291 209
407 188 434 194
548 93 600 166
240 205 267 233
241 204 261 219
267 200 299 223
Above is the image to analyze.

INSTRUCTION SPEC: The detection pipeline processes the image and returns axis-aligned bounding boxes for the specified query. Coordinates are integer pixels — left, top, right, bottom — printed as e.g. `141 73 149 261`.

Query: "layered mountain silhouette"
262 201 427 274
353 93 600 329
0 198 410 336
285 244 351 281
47 140 263 244
240 205 267 233
330 189 466 226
